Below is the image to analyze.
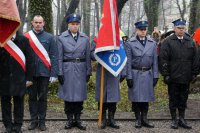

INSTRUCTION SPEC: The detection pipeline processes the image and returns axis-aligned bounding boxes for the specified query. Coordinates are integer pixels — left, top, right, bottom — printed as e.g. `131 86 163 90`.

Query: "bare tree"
175 0 187 20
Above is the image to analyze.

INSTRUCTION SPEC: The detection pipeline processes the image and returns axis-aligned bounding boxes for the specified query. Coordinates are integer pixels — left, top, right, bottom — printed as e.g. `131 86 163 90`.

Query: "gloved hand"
120 77 125 83
126 79 133 88
86 75 90 83
153 78 158 87
164 76 170 84
191 75 197 83
58 75 64 85
49 77 57 83
26 81 33 87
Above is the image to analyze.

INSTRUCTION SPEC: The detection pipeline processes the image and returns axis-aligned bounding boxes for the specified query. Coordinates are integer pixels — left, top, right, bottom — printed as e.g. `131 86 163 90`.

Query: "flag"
94 0 127 77
193 28 200 45
0 0 21 47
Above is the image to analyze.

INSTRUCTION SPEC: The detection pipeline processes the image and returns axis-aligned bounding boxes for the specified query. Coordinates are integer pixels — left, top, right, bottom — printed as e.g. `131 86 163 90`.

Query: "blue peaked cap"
66 13 81 23
172 19 186 26
135 21 148 29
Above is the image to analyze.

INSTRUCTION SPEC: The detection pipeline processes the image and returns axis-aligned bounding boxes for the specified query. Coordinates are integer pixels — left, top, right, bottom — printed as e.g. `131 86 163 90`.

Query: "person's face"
174 26 186 37
31 16 45 32
136 28 147 38
68 22 80 33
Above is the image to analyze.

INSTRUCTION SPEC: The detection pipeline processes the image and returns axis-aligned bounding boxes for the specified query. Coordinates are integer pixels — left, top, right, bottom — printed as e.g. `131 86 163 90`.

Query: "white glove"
49 77 57 83
26 81 33 87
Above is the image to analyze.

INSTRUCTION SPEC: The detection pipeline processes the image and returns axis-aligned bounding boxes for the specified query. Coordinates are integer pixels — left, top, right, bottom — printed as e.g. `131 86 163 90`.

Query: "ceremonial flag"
94 0 127 77
0 0 21 47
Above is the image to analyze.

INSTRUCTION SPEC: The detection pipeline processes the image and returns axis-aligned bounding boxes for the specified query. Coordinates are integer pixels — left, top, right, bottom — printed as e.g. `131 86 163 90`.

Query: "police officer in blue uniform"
160 19 199 129
126 21 159 128
57 13 92 130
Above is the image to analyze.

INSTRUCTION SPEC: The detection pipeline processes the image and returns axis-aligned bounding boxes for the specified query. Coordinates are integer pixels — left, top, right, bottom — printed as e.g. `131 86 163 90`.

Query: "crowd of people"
0 13 200 133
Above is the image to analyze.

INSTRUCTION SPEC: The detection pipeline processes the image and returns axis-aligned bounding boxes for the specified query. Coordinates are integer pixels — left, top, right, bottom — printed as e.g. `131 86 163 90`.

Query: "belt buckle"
141 67 146 72
75 58 80 62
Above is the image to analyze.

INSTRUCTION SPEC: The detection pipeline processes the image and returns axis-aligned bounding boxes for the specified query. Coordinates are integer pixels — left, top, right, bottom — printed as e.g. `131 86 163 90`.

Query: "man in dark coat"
0 31 34 133
160 19 199 129
57 13 92 130
126 20 159 128
25 15 58 131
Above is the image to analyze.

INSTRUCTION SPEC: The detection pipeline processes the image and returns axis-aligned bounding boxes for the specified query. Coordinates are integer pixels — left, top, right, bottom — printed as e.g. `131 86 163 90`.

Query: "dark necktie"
74 35 77 42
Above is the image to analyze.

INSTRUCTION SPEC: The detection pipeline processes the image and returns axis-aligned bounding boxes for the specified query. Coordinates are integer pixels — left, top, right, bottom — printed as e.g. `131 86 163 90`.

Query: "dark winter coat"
159 34 199 84
0 34 34 96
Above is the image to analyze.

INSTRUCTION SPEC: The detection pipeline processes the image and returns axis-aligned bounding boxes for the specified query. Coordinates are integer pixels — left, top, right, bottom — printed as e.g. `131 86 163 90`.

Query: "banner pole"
98 66 105 128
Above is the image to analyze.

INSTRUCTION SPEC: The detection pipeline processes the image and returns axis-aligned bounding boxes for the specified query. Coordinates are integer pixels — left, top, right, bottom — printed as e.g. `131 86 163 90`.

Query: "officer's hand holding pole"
126 79 133 88
58 75 64 85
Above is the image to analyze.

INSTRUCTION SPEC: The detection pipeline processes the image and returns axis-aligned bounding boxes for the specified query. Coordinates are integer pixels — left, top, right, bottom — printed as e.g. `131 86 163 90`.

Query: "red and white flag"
0 0 21 47
95 0 120 53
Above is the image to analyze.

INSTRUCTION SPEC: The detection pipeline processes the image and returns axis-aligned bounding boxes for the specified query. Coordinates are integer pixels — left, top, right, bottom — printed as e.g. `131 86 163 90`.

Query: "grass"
22 74 200 114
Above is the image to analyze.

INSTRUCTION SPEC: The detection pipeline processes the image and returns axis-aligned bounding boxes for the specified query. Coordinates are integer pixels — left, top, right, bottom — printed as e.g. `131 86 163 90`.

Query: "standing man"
126 20 159 128
0 31 34 133
160 19 199 129
24 15 58 131
57 13 92 130
90 38 121 129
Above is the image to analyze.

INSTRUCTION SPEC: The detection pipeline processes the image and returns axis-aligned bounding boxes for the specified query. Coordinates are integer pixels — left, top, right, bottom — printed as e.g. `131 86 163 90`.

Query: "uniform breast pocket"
40 40 50 50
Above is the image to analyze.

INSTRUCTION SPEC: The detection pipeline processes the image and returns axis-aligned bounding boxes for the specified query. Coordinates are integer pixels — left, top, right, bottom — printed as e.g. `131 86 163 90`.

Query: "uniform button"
10 73 13 77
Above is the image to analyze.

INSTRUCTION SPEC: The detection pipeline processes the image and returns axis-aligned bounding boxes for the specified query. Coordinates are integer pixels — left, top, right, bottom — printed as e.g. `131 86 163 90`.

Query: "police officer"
126 20 159 128
90 38 122 129
160 19 199 129
25 15 58 131
57 13 92 130
0 31 34 133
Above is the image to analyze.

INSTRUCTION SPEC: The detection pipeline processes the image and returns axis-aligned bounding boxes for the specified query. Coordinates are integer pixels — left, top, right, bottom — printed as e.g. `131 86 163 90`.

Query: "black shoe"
28 122 38 130
39 123 47 131
178 119 192 129
135 119 142 128
171 120 178 129
141 111 154 128
74 113 86 130
76 121 86 130
64 121 74 129
15 129 23 133
108 111 120 129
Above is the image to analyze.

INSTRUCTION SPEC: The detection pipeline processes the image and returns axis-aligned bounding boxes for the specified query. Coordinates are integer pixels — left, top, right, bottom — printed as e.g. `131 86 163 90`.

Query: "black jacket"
159 34 199 84
0 34 34 96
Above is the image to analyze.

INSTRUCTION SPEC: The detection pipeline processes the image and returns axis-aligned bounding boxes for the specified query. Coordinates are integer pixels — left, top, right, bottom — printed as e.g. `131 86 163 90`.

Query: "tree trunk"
95 0 100 30
116 0 128 15
82 0 91 36
144 0 161 33
60 0 80 32
56 0 61 35
188 0 200 34
28 0 53 33
16 0 27 33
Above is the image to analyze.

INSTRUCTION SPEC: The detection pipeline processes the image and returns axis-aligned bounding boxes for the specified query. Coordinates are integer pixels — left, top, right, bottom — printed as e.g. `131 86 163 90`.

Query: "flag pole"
98 66 105 128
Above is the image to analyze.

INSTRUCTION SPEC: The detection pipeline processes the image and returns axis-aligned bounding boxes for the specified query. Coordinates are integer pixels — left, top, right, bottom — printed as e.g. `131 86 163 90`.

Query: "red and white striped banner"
25 31 51 70
4 40 26 71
